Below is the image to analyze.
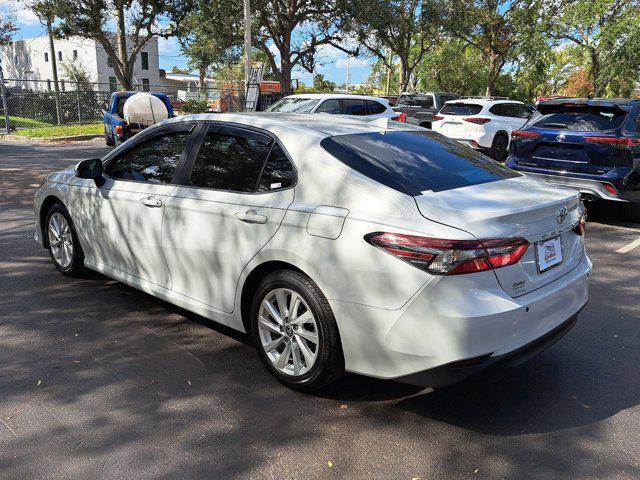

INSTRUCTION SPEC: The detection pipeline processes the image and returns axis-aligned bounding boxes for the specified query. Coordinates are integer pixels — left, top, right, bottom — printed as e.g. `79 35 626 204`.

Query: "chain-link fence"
0 78 288 135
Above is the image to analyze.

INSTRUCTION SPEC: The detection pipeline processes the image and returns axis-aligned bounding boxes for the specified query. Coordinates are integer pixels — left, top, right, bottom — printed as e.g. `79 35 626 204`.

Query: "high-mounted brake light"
392 113 407 123
463 117 491 125
432 115 444 121
512 130 541 141
585 136 640 149
364 232 529 275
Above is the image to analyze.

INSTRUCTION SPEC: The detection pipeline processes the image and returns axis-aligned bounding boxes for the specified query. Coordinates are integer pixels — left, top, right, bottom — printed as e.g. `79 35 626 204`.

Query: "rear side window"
258 144 295 191
189 127 272 192
321 131 519 195
341 99 368 115
532 104 628 131
440 103 483 116
105 131 190 183
366 100 387 115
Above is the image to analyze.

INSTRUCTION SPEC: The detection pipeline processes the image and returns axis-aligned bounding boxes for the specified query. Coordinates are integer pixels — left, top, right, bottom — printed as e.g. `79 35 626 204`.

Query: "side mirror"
75 158 105 187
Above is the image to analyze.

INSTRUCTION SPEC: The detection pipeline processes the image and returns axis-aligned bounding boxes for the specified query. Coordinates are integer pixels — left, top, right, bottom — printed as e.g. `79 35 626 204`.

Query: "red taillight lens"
463 117 491 125
432 115 444 121
364 232 529 275
114 124 124 135
585 136 640 148
392 113 407 123
602 182 618 196
512 130 541 141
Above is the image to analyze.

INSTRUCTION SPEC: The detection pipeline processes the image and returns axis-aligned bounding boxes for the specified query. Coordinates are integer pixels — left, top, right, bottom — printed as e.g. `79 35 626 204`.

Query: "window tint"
105 132 190 183
189 127 272 192
489 104 507 116
258 144 295 191
321 130 519 195
532 105 628 131
397 95 433 108
341 99 368 115
266 97 319 113
440 103 483 116
366 100 387 115
316 99 341 114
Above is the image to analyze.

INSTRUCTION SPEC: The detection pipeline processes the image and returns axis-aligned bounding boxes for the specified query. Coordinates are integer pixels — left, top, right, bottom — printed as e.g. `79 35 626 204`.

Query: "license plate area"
535 236 563 273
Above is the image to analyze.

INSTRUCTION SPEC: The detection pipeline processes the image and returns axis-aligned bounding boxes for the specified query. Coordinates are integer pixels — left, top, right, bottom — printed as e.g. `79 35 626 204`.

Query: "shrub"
181 99 209 114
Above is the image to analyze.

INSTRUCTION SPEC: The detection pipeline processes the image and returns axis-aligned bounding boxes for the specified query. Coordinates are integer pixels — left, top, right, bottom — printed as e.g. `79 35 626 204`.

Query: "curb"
1 134 102 143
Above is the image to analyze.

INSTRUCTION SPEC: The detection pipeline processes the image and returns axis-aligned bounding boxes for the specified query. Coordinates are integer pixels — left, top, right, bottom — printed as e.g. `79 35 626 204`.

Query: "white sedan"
266 93 396 119
34 113 591 391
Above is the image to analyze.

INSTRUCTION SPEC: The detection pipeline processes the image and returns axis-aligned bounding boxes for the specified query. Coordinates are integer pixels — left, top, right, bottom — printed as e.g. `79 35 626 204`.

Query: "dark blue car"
506 98 640 221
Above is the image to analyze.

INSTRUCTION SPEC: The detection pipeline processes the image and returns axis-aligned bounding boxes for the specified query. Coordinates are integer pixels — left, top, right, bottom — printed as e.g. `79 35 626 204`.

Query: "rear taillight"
573 211 587 236
392 113 407 123
114 124 124 135
585 136 640 149
602 182 618 196
463 117 491 125
432 115 444 121
512 130 541 141
364 232 529 275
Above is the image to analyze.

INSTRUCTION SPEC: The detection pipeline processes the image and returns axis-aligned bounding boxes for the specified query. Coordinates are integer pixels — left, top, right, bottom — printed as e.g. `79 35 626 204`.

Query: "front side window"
258 144 295 191
321 130 519 195
105 131 191 184
266 97 319 113
189 127 272 192
316 99 341 114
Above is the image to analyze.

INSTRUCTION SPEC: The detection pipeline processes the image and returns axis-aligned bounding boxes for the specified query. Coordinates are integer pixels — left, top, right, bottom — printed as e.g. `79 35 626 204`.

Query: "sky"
2 2 375 86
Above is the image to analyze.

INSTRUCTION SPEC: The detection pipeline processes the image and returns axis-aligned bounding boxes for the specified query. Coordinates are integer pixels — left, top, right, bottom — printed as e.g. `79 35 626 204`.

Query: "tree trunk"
485 54 496 97
47 19 62 125
590 48 600 96
114 5 132 90
280 55 292 93
398 57 408 94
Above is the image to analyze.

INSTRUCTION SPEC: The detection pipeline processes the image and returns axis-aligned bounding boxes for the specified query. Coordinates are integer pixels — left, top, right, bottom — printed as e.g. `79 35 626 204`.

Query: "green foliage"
180 99 209 114
313 74 336 92
8 116 52 128
0 13 16 46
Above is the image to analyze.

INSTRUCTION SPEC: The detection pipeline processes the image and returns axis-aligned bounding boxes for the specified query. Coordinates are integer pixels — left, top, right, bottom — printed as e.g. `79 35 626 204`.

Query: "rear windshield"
321 130 519 195
266 97 319 113
440 103 483 116
531 105 628 131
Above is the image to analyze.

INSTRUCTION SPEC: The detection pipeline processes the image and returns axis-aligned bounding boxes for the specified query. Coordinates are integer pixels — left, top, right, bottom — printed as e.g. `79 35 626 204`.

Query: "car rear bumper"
517 171 628 202
330 250 591 387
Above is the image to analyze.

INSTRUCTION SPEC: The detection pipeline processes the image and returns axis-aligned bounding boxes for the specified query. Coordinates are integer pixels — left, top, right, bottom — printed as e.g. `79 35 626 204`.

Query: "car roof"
158 112 421 137
443 98 524 106
282 93 388 102
538 98 639 109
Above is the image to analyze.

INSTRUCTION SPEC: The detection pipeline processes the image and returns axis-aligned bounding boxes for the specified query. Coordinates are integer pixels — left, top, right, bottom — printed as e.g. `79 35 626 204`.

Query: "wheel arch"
39 195 65 248
495 129 510 147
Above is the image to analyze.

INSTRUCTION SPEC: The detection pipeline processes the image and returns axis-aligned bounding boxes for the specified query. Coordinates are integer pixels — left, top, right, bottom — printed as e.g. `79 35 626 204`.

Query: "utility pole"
345 56 350 94
385 48 392 97
0 57 9 133
46 18 62 125
243 0 251 92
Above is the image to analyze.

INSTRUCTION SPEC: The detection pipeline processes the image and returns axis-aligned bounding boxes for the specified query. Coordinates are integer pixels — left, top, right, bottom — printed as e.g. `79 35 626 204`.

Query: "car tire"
250 270 344 392
104 129 115 146
489 133 509 162
44 203 86 276
624 202 640 222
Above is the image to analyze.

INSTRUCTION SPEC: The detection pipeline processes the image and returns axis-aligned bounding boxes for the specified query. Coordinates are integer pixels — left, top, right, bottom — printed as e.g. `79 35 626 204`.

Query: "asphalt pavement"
1 140 639 479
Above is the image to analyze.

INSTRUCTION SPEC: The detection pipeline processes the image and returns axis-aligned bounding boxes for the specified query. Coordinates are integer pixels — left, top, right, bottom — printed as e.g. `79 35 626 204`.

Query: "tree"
251 0 353 92
543 0 640 96
342 0 439 94
312 73 336 92
35 0 186 90
0 12 16 46
439 0 538 97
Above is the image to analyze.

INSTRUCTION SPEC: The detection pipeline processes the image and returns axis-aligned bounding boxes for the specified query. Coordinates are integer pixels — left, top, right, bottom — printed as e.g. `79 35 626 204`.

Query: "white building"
1 35 161 92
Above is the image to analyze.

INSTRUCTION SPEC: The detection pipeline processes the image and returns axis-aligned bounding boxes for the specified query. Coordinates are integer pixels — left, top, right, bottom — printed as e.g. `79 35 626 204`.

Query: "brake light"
114 124 124 135
364 232 529 275
512 130 541 141
392 113 407 123
433 115 444 121
602 183 618 196
463 117 491 125
585 136 640 149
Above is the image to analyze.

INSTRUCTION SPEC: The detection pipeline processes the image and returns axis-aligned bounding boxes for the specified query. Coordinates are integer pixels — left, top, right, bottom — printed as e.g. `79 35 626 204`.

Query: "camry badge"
557 206 568 224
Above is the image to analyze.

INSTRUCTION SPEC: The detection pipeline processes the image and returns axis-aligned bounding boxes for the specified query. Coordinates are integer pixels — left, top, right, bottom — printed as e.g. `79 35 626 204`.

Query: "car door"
74 123 197 288
162 123 296 313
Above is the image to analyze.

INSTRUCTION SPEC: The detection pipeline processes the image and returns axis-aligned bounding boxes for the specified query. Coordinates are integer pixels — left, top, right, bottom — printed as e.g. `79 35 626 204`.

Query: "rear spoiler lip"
537 100 631 112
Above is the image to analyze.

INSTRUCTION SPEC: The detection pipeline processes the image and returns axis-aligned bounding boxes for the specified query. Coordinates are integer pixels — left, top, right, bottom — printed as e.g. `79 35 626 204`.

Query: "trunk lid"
414 176 585 297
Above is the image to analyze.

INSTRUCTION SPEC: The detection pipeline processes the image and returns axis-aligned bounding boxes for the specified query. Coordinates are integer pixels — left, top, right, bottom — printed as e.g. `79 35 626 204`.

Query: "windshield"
321 130 519 195
266 97 320 113
532 105 628 131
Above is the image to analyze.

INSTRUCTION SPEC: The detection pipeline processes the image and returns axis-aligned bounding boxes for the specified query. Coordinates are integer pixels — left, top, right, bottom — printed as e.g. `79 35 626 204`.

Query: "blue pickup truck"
103 91 174 146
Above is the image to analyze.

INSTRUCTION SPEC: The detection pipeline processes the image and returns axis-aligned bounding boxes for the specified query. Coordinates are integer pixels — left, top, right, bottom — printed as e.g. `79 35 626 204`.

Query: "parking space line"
615 237 640 254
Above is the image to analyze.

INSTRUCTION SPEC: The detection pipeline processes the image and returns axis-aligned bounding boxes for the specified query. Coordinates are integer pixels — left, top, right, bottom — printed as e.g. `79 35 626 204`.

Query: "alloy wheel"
48 212 74 269
258 288 319 377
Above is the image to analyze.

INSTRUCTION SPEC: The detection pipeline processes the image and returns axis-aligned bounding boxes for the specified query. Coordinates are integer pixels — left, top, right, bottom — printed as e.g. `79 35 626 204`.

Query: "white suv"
432 98 536 161
266 94 396 120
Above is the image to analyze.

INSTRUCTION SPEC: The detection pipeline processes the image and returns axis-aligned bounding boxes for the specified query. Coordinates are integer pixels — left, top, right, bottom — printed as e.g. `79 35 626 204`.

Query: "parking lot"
1 140 639 479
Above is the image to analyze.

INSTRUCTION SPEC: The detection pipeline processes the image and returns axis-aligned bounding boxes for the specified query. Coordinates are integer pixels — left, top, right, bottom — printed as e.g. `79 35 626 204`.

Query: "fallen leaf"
187 380 192 386
327 461 333 468
340 404 348 410
36 380 42 386
474 469 479 474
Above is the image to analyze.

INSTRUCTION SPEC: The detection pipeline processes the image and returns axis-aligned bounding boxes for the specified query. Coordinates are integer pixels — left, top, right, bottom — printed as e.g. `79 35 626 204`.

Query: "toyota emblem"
556 133 566 142
557 206 568 224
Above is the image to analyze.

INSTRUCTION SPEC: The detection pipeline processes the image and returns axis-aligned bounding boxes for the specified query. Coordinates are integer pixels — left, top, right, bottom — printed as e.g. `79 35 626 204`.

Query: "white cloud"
335 57 370 69
157 36 179 55
5 1 39 26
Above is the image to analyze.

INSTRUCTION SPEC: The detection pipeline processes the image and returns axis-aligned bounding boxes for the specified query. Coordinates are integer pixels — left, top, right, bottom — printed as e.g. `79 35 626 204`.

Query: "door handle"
235 209 268 224
140 196 162 208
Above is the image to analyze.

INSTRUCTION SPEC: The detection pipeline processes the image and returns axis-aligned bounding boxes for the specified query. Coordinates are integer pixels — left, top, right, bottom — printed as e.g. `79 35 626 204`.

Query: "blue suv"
506 98 640 221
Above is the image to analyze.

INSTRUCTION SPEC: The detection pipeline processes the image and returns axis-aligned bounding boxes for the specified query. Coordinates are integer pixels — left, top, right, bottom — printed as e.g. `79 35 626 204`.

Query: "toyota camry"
34 113 592 391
